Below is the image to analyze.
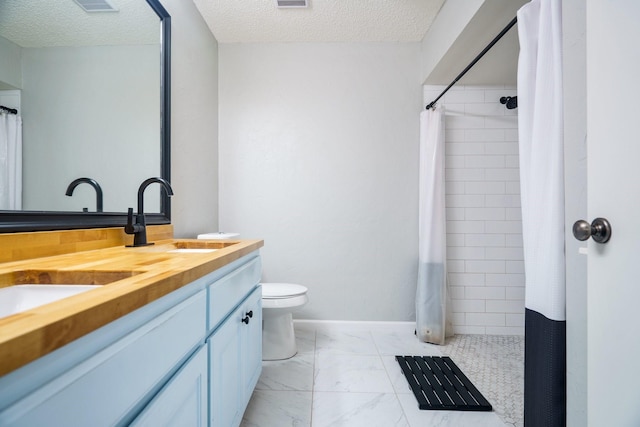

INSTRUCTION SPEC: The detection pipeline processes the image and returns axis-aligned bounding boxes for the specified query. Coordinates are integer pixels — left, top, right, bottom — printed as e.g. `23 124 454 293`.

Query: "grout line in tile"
309 328 317 427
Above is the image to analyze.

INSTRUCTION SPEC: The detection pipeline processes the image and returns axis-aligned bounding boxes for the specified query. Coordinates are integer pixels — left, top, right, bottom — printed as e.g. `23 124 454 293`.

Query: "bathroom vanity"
0 227 263 427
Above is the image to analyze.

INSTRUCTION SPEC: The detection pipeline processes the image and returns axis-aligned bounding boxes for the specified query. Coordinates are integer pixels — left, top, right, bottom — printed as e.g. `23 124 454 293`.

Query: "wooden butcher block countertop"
0 236 263 376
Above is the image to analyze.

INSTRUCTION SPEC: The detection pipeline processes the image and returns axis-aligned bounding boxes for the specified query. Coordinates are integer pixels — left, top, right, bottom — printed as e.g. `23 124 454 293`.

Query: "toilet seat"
261 283 308 310
261 283 308 299
262 294 308 309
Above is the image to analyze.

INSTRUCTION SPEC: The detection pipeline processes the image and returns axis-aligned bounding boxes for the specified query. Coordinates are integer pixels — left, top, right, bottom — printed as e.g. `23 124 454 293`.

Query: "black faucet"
65 177 103 212
125 177 174 247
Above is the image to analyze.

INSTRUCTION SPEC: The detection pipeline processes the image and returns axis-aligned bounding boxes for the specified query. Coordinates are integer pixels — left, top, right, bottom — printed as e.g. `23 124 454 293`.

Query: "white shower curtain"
0 112 22 210
517 0 565 425
416 106 449 345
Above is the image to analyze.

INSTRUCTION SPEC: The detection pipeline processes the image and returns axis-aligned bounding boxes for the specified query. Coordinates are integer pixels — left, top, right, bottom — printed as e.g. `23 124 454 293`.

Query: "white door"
583 1 640 425
562 1 587 425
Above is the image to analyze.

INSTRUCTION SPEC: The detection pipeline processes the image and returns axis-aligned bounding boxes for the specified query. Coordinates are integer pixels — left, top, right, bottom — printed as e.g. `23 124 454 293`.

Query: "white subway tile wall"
424 85 524 335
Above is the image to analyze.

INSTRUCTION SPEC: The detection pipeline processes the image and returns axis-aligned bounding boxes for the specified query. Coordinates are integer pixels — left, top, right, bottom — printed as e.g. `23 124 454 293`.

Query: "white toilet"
196 232 308 361
261 283 308 360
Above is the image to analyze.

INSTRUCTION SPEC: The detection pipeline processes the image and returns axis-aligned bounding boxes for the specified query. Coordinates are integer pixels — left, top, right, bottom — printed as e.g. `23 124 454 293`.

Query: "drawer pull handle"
246 310 253 318
242 315 250 324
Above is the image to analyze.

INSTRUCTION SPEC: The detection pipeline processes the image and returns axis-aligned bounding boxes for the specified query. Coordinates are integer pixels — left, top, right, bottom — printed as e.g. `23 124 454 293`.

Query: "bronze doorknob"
572 218 612 243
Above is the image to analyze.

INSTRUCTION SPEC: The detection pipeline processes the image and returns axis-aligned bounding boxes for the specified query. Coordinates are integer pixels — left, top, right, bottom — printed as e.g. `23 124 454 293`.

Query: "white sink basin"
0 285 100 318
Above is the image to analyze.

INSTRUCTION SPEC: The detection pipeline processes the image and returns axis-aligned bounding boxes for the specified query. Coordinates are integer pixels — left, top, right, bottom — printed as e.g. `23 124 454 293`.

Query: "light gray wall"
0 90 20 113
422 0 526 86
162 0 219 238
20 45 159 212
0 36 21 89
219 42 421 321
420 0 483 83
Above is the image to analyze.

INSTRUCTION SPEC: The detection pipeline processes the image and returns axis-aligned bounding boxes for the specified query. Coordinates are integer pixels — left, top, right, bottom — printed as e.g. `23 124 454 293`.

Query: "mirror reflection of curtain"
0 112 22 210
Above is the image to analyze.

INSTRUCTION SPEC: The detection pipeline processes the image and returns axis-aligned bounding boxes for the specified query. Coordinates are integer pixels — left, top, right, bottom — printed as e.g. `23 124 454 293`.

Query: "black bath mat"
395 355 492 411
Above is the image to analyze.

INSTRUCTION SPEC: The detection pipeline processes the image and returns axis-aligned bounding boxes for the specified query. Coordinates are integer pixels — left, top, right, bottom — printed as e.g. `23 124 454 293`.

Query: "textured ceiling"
0 0 159 47
192 0 446 43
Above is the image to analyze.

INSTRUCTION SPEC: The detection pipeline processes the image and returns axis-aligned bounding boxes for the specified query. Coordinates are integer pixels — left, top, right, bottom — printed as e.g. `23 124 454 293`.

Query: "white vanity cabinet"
0 252 262 427
209 286 262 427
130 344 208 427
207 256 262 427
241 288 263 404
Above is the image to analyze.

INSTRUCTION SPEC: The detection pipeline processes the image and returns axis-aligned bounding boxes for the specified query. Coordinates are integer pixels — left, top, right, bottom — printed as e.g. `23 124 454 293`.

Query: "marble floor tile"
315 329 378 356
292 321 316 333
314 353 394 393
256 351 314 391
312 392 409 427
381 355 414 395
241 390 311 427
371 329 444 356
292 326 316 354
397 393 507 427
246 325 523 427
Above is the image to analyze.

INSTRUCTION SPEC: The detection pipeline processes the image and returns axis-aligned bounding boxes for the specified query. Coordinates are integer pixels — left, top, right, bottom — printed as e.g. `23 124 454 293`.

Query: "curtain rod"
425 16 518 110
0 105 18 115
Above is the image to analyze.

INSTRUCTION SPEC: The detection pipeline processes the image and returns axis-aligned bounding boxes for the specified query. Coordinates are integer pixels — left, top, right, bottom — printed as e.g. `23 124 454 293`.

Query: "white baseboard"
293 319 524 336
293 319 415 333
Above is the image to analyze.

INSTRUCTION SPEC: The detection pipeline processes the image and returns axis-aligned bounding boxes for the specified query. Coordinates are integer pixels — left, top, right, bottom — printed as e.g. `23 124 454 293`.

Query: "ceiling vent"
73 0 118 13
276 0 309 8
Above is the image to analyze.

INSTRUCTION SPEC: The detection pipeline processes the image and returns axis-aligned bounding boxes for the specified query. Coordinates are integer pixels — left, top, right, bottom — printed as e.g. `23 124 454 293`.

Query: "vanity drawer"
207 256 262 332
0 290 206 427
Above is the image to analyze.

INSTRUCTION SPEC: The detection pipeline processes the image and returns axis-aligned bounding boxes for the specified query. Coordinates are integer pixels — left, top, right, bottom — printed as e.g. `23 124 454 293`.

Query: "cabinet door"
0 291 206 427
130 345 207 427
241 286 262 407
208 308 242 427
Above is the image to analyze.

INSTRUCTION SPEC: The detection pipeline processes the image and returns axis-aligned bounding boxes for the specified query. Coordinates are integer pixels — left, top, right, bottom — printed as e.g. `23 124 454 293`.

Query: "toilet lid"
261 283 308 298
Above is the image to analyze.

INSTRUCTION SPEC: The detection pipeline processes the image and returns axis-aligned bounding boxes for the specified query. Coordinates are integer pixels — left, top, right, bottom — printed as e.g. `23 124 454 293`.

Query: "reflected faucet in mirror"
65 178 103 212
125 177 174 247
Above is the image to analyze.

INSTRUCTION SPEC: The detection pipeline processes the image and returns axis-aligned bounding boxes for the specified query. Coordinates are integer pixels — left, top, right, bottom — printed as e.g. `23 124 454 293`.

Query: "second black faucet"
125 177 174 247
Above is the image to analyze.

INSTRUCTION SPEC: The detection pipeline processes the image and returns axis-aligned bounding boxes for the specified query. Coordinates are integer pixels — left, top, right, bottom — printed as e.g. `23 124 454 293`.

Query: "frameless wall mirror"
0 0 170 231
